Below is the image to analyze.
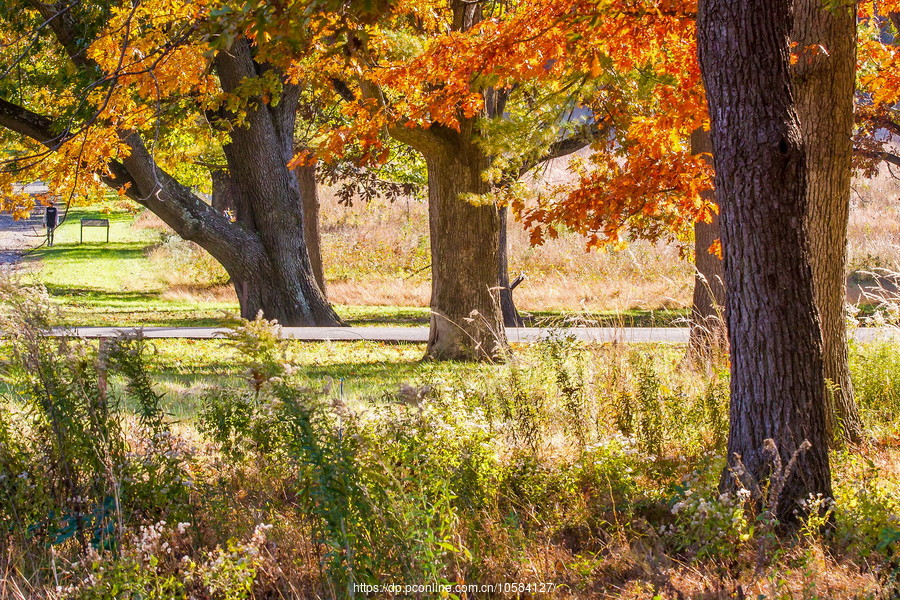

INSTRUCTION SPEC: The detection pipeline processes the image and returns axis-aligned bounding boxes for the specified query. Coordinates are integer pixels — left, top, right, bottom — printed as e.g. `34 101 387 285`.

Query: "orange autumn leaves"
300 0 715 250
2 0 715 250
0 0 214 214
14 0 900 258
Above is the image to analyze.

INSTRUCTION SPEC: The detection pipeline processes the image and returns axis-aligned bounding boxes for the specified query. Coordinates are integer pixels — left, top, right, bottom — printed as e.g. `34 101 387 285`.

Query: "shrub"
833 454 900 560
0 279 192 576
850 341 900 427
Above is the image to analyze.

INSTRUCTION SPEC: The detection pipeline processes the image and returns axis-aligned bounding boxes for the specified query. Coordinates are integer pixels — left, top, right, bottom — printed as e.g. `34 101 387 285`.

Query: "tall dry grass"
318 186 694 312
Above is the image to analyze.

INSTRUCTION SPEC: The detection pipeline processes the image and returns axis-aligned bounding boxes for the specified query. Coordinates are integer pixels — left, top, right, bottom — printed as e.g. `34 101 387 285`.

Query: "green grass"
336 305 431 326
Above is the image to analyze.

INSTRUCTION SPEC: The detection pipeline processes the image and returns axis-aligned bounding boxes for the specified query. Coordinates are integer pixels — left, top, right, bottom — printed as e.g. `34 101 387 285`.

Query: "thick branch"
329 75 451 155
542 130 595 161
0 97 68 148
0 97 260 272
516 122 609 179
855 147 900 169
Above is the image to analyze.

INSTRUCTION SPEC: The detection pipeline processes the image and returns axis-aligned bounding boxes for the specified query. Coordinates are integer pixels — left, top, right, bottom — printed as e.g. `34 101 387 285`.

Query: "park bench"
80 218 110 243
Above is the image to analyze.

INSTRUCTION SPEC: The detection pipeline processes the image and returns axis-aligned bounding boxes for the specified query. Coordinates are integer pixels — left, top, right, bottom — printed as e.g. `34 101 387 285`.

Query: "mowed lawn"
24 204 242 327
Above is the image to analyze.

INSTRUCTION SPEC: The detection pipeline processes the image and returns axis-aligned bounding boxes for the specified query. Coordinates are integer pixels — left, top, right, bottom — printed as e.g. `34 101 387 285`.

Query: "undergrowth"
1 282 899 599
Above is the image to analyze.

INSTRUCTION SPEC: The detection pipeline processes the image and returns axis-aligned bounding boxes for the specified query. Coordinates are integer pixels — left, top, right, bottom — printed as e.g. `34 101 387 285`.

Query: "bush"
850 341 900 427
0 279 192 574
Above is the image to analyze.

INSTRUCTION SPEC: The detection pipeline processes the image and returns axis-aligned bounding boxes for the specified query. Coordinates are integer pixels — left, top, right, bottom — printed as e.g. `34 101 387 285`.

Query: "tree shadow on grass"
44 286 240 327
44 285 160 303
344 310 430 327
144 358 432 419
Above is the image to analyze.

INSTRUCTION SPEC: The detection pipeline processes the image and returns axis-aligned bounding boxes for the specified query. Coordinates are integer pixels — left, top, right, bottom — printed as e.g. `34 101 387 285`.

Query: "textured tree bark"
296 163 326 296
212 39 341 326
210 169 237 214
499 206 525 327
698 0 833 520
420 137 507 360
370 0 507 360
792 0 864 445
688 129 727 362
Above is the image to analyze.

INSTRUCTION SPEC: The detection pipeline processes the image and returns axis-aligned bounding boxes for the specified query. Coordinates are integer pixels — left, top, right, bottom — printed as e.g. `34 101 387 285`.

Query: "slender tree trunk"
792 0 864 445
698 0 833 521
688 129 727 361
499 206 524 327
297 163 326 295
422 138 507 361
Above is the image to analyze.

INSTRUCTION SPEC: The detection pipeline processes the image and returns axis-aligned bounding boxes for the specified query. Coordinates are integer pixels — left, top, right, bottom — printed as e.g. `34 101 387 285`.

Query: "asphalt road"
49 326 899 344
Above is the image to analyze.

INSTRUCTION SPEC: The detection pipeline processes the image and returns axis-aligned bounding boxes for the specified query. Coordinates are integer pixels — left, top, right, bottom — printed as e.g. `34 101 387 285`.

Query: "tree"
792 0 864 444
501 0 864 447
0 1 341 326
299 1 604 360
686 0 864 442
698 0 832 519
294 163 326 295
510 2 714 253
687 128 726 364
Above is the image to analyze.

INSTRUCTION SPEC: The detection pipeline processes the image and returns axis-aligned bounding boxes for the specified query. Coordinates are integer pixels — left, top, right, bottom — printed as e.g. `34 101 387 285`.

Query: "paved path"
0 208 45 267
50 326 900 344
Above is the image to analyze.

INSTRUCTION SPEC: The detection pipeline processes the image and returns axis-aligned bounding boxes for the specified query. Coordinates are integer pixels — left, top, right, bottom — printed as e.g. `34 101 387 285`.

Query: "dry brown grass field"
320 163 900 313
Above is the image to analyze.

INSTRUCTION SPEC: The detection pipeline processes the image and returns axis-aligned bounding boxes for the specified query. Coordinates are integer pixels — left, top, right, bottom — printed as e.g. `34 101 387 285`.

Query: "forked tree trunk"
688 129 726 361
214 40 341 326
213 162 328 301
792 0 864 445
421 136 507 360
499 206 525 327
698 0 833 520
297 163 327 295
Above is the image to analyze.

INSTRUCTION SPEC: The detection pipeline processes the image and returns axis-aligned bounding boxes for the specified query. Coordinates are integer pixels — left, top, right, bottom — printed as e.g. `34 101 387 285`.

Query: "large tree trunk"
688 129 726 362
499 206 524 327
378 0 508 360
297 163 326 296
421 136 507 360
698 0 833 521
212 161 328 300
792 0 864 445
213 39 341 326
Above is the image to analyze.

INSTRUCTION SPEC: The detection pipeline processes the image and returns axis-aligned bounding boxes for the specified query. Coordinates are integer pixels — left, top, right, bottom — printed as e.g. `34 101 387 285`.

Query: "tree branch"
0 97 68 148
855 147 900 169
516 121 610 179
862 113 900 138
0 96 261 272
